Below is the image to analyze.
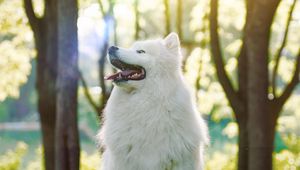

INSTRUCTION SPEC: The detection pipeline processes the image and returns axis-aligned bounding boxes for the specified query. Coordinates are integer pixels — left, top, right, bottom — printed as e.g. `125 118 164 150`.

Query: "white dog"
98 33 209 170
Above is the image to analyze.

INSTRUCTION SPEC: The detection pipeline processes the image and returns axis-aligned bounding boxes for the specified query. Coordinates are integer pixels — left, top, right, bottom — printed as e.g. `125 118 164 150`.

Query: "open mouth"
105 58 146 82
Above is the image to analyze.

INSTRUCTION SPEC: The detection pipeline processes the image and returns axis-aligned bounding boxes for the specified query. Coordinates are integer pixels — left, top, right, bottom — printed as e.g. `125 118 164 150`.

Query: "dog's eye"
136 50 145 54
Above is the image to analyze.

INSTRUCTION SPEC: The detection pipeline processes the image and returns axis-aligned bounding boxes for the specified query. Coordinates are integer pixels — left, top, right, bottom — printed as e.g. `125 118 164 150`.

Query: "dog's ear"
164 32 180 52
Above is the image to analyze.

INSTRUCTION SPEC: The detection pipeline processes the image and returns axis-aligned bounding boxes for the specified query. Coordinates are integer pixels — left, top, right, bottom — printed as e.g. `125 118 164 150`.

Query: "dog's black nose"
108 46 119 54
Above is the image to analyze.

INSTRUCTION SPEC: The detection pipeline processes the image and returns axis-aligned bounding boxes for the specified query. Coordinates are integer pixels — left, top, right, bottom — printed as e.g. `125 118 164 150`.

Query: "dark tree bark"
23 1 58 170
55 0 80 169
234 0 256 167
245 1 279 169
236 38 249 170
209 0 299 169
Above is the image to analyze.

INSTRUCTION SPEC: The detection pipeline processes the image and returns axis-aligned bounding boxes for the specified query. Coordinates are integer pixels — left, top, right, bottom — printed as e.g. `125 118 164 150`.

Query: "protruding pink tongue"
104 72 121 80
104 70 139 80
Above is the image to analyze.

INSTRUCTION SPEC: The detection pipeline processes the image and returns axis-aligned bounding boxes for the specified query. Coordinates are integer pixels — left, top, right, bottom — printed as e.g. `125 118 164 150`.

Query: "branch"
79 71 101 115
195 8 208 97
97 0 106 17
134 0 140 40
209 0 240 113
113 16 118 45
163 0 171 35
272 0 297 97
97 16 111 118
182 47 193 72
177 0 182 39
23 0 41 32
99 43 108 107
195 54 203 102
276 50 300 112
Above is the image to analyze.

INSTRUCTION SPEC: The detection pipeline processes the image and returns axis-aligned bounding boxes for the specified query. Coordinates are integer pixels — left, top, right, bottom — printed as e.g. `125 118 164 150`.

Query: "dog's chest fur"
100 82 206 169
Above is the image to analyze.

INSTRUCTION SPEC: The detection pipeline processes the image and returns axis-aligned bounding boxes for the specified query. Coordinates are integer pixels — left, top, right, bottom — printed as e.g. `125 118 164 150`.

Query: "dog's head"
105 32 182 90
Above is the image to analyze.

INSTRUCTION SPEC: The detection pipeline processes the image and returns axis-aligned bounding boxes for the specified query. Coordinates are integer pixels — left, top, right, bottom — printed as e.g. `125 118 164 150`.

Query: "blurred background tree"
23 0 59 169
55 0 80 169
0 0 299 170
209 0 299 169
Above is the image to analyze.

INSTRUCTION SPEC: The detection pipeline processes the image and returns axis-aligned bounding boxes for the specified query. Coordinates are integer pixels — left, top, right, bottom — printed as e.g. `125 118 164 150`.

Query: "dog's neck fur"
106 70 190 118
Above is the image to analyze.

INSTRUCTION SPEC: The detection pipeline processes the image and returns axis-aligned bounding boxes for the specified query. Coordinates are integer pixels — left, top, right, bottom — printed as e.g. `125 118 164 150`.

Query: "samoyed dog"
99 33 208 170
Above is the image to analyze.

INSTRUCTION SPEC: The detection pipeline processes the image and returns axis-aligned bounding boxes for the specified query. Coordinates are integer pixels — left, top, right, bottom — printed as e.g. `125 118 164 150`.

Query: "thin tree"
163 0 171 35
209 0 300 169
80 0 116 121
176 0 182 39
134 0 141 40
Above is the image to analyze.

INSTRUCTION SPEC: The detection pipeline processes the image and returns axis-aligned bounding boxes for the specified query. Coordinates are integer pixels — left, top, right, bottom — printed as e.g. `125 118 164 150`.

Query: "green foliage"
185 47 234 121
25 146 44 170
278 94 300 134
78 86 101 131
274 134 300 169
22 145 102 170
0 139 299 170
0 0 299 169
204 136 300 170
80 151 101 170
0 142 28 170
0 0 34 101
206 144 237 170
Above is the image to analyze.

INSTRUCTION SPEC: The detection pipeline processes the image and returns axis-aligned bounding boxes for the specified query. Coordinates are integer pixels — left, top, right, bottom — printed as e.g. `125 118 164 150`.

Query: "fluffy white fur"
98 33 209 170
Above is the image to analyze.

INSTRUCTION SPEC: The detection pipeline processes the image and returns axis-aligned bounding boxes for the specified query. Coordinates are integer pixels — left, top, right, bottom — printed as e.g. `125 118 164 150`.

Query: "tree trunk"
209 0 300 169
245 1 279 169
236 33 249 170
24 0 59 169
55 0 80 169
237 116 248 170
37 2 58 169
